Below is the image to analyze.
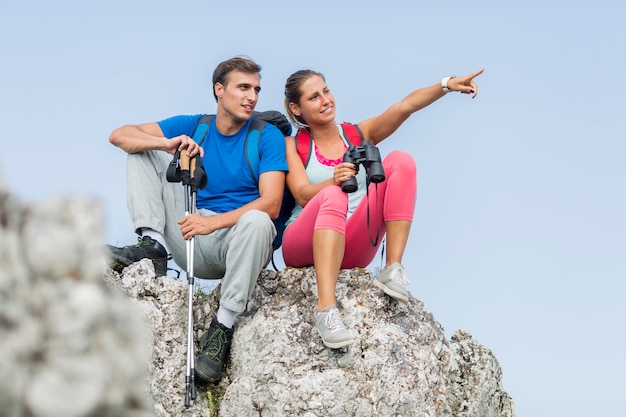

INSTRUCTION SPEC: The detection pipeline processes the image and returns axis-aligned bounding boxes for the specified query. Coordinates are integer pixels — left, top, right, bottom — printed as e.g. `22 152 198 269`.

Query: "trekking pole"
180 151 198 407
167 143 206 406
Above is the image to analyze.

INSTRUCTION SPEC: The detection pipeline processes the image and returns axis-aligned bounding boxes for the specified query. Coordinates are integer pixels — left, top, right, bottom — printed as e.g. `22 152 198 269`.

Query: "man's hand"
165 135 205 157
178 213 220 239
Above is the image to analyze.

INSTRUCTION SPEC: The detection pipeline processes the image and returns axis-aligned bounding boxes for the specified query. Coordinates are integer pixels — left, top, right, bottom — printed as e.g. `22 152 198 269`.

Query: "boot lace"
202 328 229 361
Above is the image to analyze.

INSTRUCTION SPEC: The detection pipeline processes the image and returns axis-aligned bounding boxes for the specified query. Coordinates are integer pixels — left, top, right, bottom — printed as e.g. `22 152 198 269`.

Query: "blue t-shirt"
158 114 287 213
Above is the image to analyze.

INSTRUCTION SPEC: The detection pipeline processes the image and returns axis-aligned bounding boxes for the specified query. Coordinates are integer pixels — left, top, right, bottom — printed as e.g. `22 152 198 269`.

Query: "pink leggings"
282 150 417 268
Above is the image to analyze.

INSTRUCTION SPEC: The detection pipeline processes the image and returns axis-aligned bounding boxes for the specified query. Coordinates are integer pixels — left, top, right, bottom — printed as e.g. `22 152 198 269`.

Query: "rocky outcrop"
0 182 514 417
447 331 514 417
105 261 515 417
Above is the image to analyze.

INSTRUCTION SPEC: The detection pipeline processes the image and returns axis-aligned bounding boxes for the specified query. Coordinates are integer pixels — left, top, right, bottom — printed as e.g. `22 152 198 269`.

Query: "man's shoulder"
158 114 205 138
254 119 286 142
258 120 282 134
159 114 205 125
250 110 292 137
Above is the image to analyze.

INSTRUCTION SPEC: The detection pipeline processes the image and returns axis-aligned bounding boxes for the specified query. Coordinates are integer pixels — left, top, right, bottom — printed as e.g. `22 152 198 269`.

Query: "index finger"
467 68 485 80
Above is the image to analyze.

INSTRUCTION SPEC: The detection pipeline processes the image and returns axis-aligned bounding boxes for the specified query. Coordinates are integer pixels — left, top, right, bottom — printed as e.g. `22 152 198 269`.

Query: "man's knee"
239 209 271 226
237 210 275 240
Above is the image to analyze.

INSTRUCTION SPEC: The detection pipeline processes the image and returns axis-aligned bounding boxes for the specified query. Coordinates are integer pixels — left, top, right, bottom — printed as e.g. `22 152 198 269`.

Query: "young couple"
106 56 483 384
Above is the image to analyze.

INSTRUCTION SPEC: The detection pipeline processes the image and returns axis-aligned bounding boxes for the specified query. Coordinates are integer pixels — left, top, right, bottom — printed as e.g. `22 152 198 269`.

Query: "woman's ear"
288 101 301 117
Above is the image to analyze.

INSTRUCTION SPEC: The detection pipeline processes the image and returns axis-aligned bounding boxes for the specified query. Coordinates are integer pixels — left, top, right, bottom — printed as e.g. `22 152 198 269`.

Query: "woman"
282 68 483 349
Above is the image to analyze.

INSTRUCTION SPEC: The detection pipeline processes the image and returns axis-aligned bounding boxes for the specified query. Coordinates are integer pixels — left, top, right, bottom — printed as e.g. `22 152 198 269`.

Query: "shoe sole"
373 279 409 304
321 337 354 349
195 368 221 384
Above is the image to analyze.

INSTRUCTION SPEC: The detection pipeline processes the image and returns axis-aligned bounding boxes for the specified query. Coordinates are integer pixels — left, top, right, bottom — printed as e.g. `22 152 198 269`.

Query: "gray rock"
0 183 155 417
447 330 515 417
0 180 514 417
106 262 515 417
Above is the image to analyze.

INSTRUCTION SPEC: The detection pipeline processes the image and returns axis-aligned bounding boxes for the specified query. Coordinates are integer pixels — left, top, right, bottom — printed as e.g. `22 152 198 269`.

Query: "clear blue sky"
1 1 624 416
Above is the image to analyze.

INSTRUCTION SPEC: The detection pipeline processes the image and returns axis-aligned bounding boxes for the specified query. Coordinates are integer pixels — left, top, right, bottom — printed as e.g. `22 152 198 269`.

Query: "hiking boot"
373 262 409 303
195 318 234 384
315 306 354 349
105 236 168 277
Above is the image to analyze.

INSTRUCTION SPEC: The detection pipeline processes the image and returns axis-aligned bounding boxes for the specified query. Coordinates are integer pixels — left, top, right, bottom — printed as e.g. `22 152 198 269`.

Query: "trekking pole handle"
179 149 198 178
180 151 191 172
179 148 201 190
190 156 196 179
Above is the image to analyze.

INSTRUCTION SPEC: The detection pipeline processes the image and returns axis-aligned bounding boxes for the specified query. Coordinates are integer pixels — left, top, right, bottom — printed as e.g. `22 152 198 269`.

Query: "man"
106 56 287 383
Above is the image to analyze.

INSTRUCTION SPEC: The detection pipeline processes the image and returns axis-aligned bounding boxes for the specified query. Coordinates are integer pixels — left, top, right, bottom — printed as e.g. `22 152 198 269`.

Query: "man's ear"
214 82 224 99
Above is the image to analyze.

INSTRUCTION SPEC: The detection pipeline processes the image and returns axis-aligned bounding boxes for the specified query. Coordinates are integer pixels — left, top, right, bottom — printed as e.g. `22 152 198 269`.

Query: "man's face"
215 70 261 123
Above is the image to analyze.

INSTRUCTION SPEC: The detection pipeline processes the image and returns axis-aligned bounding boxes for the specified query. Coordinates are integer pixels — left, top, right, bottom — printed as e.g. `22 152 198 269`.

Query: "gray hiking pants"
125 150 274 313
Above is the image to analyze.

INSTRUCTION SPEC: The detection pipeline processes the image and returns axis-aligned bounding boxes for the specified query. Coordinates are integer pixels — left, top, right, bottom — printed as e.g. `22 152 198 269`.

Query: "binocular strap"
365 182 382 247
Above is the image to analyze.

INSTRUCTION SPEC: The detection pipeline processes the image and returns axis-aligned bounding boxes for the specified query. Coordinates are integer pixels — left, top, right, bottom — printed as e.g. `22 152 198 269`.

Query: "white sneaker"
315 306 354 349
373 262 409 303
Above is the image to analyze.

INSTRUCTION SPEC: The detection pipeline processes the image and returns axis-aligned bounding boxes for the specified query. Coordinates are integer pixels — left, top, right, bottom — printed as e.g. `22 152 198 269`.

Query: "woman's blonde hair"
283 69 325 129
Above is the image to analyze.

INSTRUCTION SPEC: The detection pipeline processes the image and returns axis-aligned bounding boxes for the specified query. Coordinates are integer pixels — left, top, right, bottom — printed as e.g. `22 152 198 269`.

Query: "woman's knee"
319 185 348 207
384 150 417 176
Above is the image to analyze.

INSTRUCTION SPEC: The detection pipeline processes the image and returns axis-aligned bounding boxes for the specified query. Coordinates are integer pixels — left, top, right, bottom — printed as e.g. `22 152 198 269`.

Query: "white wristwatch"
441 75 456 93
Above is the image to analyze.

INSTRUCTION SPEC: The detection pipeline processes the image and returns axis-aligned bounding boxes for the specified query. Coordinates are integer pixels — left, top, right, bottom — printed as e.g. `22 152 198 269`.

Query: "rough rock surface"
105 262 515 417
447 331 515 417
0 183 154 417
0 181 514 417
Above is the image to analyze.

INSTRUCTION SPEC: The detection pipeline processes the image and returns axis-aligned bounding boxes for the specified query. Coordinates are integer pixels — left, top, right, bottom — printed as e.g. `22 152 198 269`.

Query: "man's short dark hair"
212 57 262 102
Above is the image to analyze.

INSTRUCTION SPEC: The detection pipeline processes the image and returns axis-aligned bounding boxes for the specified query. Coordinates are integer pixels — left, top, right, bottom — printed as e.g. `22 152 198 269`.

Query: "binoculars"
341 141 385 193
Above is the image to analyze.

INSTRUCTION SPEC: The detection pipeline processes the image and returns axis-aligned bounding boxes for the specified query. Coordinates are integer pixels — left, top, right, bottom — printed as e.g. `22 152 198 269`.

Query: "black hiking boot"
195 318 234 384
105 236 168 277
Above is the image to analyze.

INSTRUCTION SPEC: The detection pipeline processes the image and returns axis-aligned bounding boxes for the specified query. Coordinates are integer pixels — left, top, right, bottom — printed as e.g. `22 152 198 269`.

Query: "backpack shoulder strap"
196 115 266 186
244 118 266 187
192 114 215 146
295 129 313 167
294 123 364 167
339 122 364 146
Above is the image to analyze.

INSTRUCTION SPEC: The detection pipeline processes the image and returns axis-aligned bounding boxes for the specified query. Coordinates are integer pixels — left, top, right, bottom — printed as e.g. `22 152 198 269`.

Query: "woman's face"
292 75 336 126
